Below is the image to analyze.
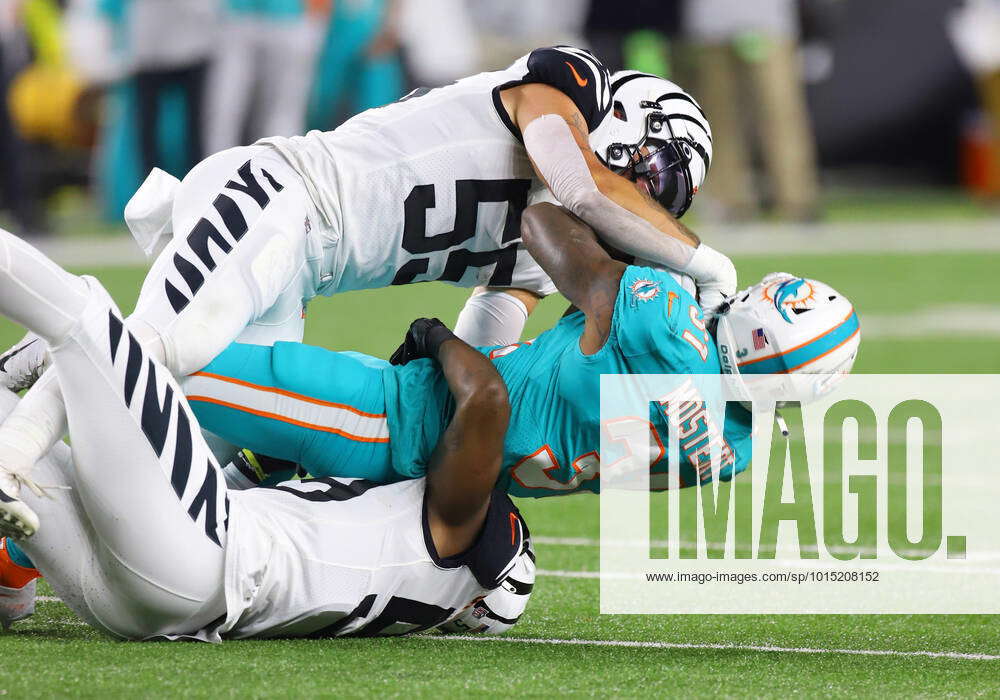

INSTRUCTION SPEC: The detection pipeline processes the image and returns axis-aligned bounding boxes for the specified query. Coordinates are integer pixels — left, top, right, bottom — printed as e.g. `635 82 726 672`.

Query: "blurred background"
2 0 1000 234
0 0 996 374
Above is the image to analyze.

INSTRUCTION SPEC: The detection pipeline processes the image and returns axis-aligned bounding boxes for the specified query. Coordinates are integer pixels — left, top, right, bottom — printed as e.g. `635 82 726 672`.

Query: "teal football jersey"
385 265 753 497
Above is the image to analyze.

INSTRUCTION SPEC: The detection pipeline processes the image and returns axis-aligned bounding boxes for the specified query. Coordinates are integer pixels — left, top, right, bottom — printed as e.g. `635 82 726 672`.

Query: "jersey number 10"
392 179 532 286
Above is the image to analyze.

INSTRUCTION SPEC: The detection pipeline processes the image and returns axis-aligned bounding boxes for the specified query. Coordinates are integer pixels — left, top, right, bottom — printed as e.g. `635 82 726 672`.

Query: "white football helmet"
590 71 712 217
438 539 536 636
715 273 861 407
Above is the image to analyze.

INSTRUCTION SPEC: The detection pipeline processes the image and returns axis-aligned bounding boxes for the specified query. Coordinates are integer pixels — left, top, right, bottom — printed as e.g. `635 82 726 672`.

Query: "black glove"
389 318 457 366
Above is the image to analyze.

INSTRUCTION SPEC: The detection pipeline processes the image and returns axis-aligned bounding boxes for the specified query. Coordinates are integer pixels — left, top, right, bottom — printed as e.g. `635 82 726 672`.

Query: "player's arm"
519 202 625 354
391 319 511 558
507 83 698 244
503 83 736 312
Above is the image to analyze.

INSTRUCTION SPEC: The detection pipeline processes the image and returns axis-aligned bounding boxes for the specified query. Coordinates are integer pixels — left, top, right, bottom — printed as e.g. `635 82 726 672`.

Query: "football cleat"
0 472 41 539
0 332 49 392
0 537 40 630
0 578 36 631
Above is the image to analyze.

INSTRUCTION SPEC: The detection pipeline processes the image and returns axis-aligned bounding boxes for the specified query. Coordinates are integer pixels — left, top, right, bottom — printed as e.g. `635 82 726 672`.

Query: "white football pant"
0 232 232 639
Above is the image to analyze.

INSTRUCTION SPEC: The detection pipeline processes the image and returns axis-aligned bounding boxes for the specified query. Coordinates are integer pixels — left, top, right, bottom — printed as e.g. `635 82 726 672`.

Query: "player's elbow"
458 375 511 433
520 202 560 252
566 187 611 224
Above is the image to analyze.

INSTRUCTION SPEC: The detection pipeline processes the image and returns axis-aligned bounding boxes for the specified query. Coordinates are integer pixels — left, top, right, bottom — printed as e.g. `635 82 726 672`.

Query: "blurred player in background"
0 47 735 520
206 0 331 154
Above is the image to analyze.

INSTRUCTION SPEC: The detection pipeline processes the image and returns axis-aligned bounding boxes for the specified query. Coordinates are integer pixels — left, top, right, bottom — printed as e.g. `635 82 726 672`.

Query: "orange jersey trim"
190 371 387 419
737 308 856 369
783 326 861 373
187 395 390 444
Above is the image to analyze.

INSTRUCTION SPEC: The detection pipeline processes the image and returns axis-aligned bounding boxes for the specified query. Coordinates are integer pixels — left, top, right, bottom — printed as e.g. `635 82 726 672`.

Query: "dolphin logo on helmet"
772 278 807 323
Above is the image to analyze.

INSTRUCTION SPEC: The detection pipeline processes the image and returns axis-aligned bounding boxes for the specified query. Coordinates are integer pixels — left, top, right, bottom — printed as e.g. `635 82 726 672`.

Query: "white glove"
682 244 737 315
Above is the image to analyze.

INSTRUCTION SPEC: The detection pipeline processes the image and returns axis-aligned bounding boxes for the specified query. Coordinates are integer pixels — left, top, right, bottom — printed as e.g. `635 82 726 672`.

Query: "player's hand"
697 286 731 317
684 244 737 316
390 318 458 365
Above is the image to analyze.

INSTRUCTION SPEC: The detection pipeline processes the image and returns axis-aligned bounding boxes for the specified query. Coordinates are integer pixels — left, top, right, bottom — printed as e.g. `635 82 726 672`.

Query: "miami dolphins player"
176 203 859 497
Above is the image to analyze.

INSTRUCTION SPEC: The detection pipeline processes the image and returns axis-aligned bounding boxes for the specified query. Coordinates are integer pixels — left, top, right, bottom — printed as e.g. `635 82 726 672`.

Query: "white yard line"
23 220 1000 270
32 594 1000 660
538 569 601 579
24 235 1000 338
699 220 1000 256
31 237 148 267
428 633 1000 661
861 306 1000 339
532 536 1000 560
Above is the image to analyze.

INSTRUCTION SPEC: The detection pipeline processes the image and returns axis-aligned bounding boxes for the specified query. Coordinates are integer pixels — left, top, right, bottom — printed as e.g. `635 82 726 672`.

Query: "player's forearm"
522 114 700 270
572 188 699 266
427 338 509 530
436 338 509 423
519 203 624 314
591 171 700 246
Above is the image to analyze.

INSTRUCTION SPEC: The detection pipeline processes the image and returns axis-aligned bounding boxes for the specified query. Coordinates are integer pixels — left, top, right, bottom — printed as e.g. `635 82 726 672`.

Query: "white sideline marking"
26 222 1000 269
861 305 1000 339
538 569 600 579
533 536 965 559
700 220 1000 256
429 634 1000 661
31 595 1000 660
538 560 1000 578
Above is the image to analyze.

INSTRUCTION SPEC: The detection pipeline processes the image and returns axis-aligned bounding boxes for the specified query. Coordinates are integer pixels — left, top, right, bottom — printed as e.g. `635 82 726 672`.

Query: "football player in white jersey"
0 230 533 639
0 48 733 521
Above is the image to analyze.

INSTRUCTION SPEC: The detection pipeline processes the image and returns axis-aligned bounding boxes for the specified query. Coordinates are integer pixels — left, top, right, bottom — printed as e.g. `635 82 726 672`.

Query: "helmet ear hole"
828 295 837 301
613 101 627 121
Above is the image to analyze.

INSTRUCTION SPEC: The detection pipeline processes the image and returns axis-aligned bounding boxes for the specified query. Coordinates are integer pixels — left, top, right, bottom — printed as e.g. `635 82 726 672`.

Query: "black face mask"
626 138 695 217
607 113 702 218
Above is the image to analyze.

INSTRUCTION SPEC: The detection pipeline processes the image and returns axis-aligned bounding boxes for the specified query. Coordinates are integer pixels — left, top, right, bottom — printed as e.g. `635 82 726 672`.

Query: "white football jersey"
213 477 527 639
258 46 611 298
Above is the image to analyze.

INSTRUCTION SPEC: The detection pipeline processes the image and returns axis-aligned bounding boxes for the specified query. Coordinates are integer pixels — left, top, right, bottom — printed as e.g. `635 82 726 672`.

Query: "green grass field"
0 244 998 697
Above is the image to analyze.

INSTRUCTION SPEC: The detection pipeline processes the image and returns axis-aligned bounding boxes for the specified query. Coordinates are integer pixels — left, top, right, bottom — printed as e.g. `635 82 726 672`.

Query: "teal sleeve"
612 266 686 361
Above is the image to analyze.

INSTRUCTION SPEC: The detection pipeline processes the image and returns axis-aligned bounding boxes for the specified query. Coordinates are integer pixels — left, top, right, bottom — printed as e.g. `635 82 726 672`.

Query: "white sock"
0 230 89 345
0 372 66 478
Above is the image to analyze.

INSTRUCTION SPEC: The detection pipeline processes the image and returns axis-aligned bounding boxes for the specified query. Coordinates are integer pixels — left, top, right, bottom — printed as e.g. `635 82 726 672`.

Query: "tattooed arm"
502 83 700 247
501 83 737 313
520 203 625 354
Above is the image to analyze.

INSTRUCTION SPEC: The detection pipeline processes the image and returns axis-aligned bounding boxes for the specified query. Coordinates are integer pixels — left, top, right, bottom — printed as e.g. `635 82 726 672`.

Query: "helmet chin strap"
717 308 791 439
775 412 790 438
